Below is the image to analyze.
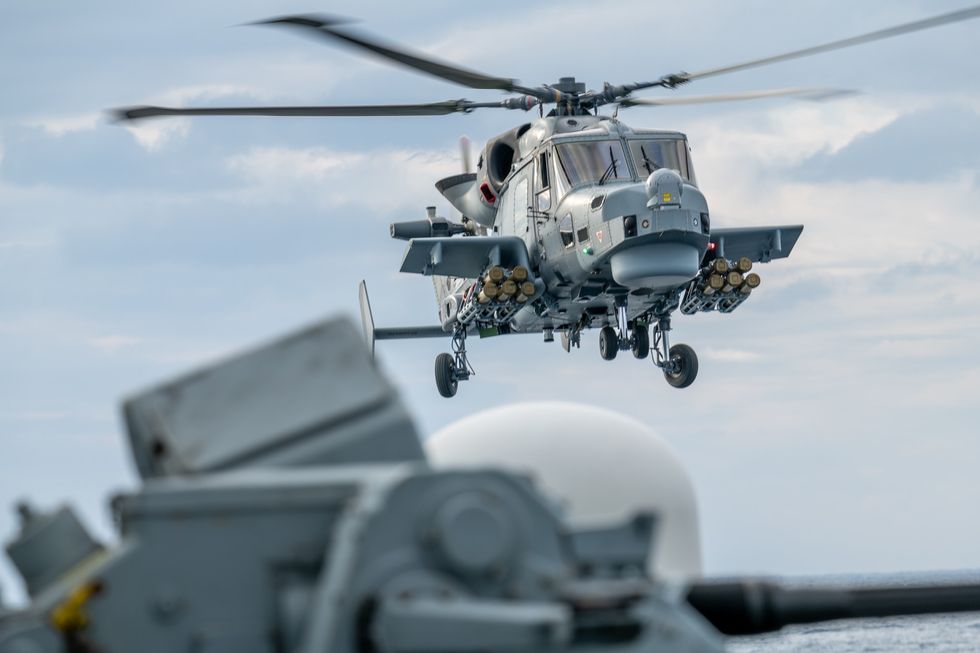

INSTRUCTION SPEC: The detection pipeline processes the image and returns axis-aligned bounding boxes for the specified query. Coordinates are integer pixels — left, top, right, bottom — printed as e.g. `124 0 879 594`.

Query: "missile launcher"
681 262 760 315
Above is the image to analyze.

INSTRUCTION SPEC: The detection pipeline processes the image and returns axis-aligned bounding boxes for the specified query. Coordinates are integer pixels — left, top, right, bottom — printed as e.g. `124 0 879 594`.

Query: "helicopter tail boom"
358 281 447 358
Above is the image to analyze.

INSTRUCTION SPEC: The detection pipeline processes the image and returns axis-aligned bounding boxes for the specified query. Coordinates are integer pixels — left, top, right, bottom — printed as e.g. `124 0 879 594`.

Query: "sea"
726 570 980 652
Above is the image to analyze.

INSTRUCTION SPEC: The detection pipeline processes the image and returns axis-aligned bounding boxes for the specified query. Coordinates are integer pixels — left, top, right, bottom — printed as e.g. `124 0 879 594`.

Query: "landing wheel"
599 326 618 361
631 325 650 359
434 352 458 398
663 344 698 389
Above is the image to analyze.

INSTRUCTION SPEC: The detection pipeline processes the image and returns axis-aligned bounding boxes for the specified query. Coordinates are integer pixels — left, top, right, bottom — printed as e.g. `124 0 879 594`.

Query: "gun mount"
3 315 980 653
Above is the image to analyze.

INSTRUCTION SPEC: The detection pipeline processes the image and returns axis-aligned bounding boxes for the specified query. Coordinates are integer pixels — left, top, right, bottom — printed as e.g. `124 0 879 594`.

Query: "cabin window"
555 140 630 186
514 177 529 233
576 226 589 243
559 214 574 248
627 138 694 182
537 190 552 212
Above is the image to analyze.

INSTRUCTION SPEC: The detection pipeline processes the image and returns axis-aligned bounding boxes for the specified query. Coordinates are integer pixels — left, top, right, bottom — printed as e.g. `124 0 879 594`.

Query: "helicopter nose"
604 170 705 290
610 242 701 289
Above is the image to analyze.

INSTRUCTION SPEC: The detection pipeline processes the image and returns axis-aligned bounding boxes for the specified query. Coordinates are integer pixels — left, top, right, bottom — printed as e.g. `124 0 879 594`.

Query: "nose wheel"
650 317 698 388
434 326 473 398
599 326 618 360
631 322 650 359
599 304 650 361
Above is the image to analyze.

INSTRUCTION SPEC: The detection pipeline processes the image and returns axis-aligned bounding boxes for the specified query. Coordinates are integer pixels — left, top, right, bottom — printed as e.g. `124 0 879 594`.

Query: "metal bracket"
451 326 474 381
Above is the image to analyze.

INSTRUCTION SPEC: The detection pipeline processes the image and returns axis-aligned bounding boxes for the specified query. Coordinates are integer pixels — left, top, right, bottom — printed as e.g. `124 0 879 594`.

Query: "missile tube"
497 279 518 301
721 272 744 293
510 266 529 283
484 266 505 285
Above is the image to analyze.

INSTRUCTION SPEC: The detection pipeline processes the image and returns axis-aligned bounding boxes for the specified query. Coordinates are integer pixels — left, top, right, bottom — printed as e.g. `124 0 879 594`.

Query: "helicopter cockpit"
553 136 695 193
626 137 695 184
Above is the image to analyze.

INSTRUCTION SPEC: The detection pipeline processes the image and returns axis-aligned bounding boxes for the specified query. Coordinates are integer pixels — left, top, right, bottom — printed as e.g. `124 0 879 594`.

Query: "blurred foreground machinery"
4 316 980 653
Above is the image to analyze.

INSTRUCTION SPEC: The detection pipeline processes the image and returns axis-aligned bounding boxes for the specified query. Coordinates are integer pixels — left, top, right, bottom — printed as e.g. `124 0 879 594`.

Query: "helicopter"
116 5 980 398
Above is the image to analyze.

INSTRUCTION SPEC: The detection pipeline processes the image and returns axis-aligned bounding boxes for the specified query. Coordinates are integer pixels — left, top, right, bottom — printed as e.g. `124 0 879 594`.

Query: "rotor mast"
549 77 589 116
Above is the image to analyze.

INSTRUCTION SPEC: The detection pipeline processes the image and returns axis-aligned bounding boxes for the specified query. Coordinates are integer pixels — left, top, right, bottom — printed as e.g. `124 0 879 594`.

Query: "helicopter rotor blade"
619 87 857 108
254 15 551 100
611 4 980 95
112 98 536 122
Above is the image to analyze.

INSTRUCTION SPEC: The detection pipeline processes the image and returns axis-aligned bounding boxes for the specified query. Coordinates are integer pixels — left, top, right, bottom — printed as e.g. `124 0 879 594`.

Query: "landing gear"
434 326 473 398
561 327 581 353
650 316 698 388
599 301 635 361
599 309 651 362
599 326 618 361
434 353 458 398
663 344 698 388
631 323 650 359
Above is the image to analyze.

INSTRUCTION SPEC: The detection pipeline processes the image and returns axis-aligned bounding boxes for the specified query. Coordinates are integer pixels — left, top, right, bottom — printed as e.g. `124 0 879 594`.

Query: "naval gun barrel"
686 579 980 636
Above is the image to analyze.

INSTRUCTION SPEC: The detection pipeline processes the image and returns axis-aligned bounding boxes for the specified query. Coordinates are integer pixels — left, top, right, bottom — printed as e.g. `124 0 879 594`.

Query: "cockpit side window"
536 151 552 212
555 140 631 187
552 150 570 205
627 139 694 182
559 214 574 248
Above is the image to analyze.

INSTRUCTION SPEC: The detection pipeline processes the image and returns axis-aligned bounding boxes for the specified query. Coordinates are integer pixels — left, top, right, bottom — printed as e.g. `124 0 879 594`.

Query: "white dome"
425 402 702 581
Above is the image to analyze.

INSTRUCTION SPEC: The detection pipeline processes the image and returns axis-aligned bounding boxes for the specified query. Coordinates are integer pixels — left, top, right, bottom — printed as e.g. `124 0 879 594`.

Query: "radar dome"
426 402 702 581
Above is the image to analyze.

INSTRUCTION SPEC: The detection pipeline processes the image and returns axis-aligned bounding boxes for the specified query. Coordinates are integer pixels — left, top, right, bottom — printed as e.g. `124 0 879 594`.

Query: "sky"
1 0 979 605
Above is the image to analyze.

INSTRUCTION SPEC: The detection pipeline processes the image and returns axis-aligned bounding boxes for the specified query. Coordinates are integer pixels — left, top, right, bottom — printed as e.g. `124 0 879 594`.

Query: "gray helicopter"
117 6 980 398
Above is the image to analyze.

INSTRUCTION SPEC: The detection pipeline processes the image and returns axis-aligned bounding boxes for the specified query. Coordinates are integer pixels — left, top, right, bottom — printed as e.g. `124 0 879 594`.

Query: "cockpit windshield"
555 140 631 186
627 139 694 183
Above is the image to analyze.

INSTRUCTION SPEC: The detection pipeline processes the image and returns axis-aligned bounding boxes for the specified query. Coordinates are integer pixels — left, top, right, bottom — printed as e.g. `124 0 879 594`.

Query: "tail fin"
358 280 448 359
358 280 377 357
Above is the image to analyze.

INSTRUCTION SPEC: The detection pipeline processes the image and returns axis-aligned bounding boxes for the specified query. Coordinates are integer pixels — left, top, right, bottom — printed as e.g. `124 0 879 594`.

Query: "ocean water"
726 570 980 652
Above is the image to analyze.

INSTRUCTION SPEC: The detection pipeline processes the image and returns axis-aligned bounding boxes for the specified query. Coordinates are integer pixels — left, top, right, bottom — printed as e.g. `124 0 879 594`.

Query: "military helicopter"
117 6 980 398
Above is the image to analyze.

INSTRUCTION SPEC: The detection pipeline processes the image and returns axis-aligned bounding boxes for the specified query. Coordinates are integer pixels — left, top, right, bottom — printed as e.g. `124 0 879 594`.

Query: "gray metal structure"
4 315 980 652
114 5 980 397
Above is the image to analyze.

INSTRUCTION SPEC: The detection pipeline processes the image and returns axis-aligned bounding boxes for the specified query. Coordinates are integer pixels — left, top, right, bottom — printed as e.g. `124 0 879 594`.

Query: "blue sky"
2 0 979 603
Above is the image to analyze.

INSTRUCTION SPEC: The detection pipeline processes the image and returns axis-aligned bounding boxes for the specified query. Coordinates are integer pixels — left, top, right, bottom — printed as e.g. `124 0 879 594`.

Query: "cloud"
0 411 66 422
702 348 763 363
25 113 102 137
791 103 980 182
88 335 143 351
0 239 53 252
683 97 903 187
224 145 459 213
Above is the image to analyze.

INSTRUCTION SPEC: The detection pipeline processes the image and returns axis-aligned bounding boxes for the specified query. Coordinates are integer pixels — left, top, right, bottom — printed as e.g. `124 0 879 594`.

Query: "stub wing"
399 236 531 278
710 225 803 263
